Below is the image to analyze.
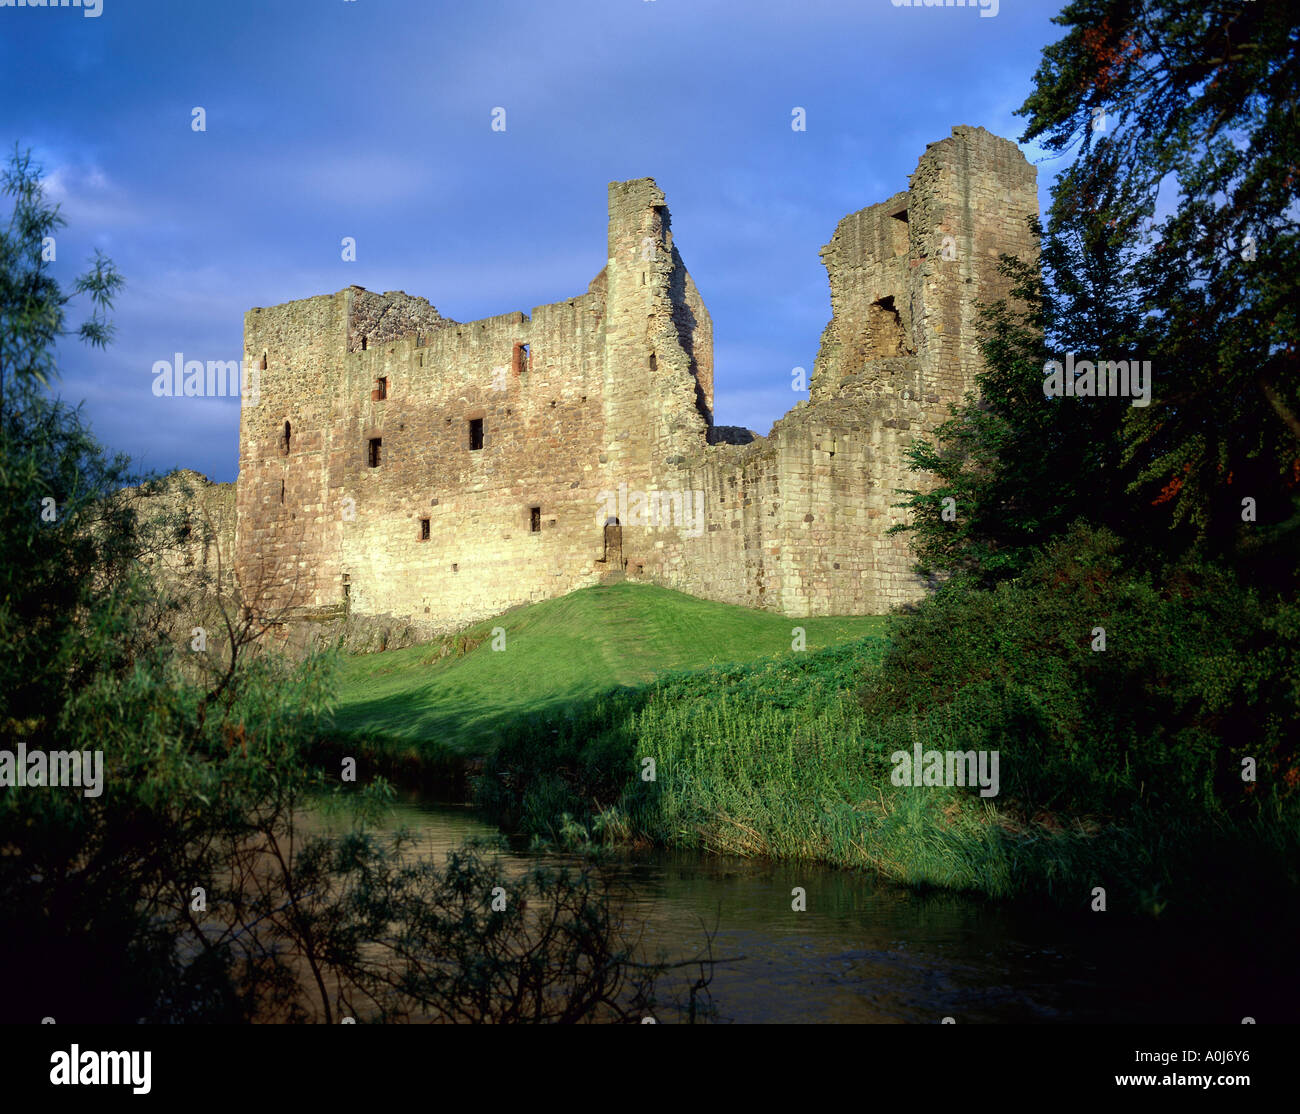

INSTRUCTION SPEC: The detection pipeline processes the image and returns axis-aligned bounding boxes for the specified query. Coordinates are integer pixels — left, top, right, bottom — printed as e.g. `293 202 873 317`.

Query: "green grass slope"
328 581 886 760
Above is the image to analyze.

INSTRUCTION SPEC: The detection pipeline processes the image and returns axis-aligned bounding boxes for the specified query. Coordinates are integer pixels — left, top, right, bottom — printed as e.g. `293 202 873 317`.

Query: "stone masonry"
235 126 1037 631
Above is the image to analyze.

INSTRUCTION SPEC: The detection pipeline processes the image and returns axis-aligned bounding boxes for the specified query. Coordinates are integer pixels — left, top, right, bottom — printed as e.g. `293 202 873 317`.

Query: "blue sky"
2 0 1069 483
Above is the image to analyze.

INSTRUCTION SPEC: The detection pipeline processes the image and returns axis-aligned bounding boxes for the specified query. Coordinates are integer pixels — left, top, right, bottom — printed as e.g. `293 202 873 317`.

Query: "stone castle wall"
234 126 1037 630
627 125 1039 615
119 469 238 613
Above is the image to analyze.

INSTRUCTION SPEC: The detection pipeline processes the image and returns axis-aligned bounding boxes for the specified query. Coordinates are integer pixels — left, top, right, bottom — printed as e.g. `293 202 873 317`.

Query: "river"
310 789 1293 1024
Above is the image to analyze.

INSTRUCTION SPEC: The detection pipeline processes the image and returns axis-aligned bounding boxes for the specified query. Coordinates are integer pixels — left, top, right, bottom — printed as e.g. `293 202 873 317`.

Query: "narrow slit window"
512 342 531 377
373 376 388 401
281 420 291 456
530 506 541 533
468 418 484 451
368 437 382 467
419 517 430 541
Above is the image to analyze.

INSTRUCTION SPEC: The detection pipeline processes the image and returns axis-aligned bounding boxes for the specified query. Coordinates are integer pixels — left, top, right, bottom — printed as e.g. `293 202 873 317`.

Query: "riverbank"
326 583 1300 922
473 637 1300 920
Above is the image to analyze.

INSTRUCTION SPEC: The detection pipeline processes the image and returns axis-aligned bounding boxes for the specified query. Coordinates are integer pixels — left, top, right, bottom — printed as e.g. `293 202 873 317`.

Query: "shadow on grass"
318 681 651 802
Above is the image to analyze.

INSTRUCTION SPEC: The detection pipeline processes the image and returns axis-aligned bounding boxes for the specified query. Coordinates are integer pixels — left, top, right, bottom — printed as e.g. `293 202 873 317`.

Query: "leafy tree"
1021 0 1300 581
0 144 121 421
0 148 137 744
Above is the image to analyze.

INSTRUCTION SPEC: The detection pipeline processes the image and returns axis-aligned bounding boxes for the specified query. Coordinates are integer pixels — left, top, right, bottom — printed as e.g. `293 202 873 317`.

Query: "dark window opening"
420 517 430 541
889 210 909 258
368 437 382 467
468 418 484 451
260 352 268 371
512 342 531 377
280 479 285 504
281 420 291 456
649 353 657 371
360 335 368 351
452 563 458 573
372 376 388 401
530 506 541 533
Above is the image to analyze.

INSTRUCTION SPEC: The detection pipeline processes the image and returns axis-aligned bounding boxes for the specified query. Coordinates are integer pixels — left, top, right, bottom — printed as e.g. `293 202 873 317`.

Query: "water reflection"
307 791 1294 1024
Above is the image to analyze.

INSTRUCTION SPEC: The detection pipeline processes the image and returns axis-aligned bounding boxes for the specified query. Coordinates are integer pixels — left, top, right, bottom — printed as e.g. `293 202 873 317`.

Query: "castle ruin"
235 126 1037 630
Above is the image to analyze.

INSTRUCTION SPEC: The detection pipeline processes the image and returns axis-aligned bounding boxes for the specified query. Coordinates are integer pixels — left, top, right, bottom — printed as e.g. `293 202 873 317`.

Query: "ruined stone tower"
235 126 1037 629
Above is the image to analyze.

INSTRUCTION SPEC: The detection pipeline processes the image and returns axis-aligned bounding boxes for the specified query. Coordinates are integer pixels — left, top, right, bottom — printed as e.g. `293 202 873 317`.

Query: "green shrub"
862 523 1300 818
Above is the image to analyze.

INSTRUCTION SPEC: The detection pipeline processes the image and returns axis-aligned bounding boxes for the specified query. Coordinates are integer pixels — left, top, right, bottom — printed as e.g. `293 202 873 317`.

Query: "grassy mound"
327 581 885 762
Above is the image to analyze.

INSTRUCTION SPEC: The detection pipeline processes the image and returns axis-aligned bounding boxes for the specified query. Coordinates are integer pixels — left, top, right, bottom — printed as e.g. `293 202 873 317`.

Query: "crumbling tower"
653 125 1039 614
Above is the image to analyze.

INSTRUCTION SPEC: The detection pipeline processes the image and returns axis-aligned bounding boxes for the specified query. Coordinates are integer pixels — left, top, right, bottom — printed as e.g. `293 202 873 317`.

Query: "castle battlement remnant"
235 126 1037 630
